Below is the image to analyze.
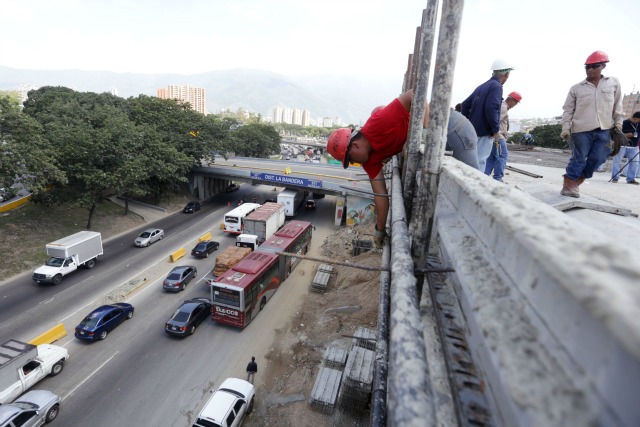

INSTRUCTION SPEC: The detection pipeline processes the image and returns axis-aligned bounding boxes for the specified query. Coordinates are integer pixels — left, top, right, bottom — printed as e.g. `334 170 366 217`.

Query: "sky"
0 0 638 120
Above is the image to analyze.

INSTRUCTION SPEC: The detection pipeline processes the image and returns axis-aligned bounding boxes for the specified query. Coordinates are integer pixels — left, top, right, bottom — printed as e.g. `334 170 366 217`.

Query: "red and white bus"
211 220 313 328
223 203 261 234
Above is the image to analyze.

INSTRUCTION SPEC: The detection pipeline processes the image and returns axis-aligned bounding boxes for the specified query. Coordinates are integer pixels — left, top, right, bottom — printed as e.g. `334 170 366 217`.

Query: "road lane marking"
62 351 119 401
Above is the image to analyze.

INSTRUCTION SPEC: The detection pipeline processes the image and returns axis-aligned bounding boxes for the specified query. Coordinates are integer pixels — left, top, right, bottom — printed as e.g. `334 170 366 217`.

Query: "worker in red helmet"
485 91 522 182
560 50 624 197
326 89 429 247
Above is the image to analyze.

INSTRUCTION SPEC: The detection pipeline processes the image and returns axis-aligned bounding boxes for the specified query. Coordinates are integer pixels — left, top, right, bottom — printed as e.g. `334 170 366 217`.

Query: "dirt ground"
246 223 381 427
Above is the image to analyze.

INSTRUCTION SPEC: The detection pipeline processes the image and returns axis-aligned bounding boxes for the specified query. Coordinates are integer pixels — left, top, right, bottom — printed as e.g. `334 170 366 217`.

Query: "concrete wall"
431 157 640 427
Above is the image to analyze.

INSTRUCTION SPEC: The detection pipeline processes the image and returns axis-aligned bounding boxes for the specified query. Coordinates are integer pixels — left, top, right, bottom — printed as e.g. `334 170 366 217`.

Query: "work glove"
374 226 387 249
560 129 570 140
610 127 629 157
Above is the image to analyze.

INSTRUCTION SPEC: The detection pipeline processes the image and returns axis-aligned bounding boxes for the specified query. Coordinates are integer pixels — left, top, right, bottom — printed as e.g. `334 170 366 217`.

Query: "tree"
531 124 565 149
228 123 282 158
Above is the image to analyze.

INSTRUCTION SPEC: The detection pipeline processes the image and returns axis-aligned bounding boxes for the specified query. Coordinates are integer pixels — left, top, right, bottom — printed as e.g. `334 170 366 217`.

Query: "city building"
156 85 207 114
623 91 640 118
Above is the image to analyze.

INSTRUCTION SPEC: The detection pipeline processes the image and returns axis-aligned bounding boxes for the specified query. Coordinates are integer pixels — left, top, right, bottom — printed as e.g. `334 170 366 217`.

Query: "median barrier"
0 195 31 213
170 247 186 262
28 323 67 345
199 232 212 241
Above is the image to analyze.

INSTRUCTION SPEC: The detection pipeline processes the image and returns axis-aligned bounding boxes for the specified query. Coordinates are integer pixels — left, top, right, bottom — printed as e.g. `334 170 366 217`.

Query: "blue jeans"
446 112 480 170
477 136 494 173
611 146 639 182
484 139 508 180
565 129 611 180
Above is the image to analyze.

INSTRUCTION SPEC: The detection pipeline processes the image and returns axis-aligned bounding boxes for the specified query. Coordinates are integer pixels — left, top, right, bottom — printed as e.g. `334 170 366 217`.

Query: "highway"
0 184 336 426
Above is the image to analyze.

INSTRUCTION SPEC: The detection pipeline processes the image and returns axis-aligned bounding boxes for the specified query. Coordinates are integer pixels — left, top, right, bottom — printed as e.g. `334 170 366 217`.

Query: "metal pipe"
370 241 390 427
387 156 436 426
411 0 465 265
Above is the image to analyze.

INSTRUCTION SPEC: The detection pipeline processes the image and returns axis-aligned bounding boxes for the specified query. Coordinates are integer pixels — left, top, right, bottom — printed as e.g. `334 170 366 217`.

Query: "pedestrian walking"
560 50 624 197
485 91 522 182
246 356 258 384
611 111 640 183
461 58 514 172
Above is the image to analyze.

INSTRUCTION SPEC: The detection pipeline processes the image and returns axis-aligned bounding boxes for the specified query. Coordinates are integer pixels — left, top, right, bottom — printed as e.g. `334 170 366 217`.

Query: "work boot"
561 175 580 198
575 176 585 186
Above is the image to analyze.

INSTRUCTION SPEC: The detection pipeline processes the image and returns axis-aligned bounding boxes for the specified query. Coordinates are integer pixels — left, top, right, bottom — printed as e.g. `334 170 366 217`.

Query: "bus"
211 220 313 328
210 251 280 328
258 220 312 281
223 203 261 234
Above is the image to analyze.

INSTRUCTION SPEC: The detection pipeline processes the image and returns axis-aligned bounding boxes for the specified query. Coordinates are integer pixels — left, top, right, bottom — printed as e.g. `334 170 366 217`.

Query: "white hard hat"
491 58 514 71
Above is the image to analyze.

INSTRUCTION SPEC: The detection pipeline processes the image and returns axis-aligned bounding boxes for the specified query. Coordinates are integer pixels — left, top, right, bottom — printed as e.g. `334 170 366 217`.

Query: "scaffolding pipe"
370 243 390 427
387 156 435 427
402 0 439 221
411 0 465 264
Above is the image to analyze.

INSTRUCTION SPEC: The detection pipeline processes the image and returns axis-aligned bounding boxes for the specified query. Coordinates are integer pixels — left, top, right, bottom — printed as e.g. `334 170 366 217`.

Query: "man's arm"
370 170 389 232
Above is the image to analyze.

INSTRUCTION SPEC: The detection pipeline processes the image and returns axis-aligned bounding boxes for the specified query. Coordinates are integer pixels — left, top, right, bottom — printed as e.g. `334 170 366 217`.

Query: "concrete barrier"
199 232 212 241
170 247 186 262
0 195 31 213
430 157 640 427
28 323 67 345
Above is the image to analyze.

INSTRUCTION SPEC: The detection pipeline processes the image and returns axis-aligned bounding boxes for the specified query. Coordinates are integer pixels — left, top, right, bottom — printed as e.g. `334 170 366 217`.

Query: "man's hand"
374 226 387 249
560 129 570 140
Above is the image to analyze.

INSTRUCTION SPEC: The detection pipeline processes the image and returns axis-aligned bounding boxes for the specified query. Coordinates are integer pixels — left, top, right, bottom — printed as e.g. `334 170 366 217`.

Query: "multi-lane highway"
0 184 336 426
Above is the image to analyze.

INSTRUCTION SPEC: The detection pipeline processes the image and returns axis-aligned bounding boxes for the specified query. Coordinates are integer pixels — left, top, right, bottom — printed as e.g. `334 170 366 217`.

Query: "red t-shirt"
360 98 410 179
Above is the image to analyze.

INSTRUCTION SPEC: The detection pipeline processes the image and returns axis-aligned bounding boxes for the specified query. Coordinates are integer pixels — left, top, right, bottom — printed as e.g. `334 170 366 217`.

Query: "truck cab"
236 234 258 251
33 256 78 285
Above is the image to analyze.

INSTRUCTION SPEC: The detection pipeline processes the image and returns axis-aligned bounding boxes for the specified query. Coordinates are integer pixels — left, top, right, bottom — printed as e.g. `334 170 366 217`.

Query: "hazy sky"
1 0 638 119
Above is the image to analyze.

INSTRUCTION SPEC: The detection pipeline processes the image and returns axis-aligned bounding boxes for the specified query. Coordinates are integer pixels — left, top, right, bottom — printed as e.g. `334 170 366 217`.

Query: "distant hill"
0 66 401 125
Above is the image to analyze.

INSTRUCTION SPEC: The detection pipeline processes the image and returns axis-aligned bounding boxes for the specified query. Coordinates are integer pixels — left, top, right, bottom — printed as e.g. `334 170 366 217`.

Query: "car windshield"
167 273 182 280
172 310 191 322
195 243 207 250
139 232 151 238
79 312 103 328
45 257 64 267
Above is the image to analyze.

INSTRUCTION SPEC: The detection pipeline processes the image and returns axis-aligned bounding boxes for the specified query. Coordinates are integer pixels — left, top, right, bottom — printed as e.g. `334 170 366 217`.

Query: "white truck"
241 202 286 245
32 231 103 285
277 188 304 217
0 339 69 404
236 234 259 251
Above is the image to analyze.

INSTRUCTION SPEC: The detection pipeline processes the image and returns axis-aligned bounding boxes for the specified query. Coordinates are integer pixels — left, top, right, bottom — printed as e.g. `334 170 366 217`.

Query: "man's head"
327 128 371 169
584 50 609 78
633 111 640 123
506 91 522 109
251 356 255 362
491 58 514 83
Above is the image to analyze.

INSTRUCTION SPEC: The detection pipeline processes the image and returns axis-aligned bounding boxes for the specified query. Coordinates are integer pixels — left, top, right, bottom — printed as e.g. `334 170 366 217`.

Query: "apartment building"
156 85 207 114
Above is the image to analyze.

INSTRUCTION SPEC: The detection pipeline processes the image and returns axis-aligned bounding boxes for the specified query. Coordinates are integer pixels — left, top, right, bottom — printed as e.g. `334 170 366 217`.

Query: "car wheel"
126 310 133 319
99 330 108 340
193 271 197 277
45 404 60 423
189 325 196 335
248 396 254 413
52 275 62 285
50 361 64 376
259 297 266 311
160 234 164 240
86 259 96 269
205 252 209 258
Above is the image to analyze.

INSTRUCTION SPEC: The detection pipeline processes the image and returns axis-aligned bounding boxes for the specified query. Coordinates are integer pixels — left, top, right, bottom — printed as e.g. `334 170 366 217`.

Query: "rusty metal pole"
411 0 464 264
402 1 439 221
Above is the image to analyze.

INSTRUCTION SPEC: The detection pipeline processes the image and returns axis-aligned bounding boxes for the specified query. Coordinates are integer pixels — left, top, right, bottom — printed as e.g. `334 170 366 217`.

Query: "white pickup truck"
0 339 70 404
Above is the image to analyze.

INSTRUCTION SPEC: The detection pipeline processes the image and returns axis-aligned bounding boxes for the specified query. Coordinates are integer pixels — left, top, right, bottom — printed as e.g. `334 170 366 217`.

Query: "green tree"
228 123 282 158
531 124 565 149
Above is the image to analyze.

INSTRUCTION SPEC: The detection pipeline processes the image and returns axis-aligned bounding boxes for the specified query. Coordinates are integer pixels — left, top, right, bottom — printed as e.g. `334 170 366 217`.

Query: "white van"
192 378 255 427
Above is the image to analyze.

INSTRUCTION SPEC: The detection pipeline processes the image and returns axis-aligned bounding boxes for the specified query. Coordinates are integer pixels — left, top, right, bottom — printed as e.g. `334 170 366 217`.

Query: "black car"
163 265 198 292
225 183 240 192
0 188 15 202
191 240 220 258
183 201 201 213
165 298 211 336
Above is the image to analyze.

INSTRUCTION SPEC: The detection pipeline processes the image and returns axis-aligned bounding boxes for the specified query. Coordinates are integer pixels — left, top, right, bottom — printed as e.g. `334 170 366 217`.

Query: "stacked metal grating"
309 366 343 412
352 239 373 256
323 346 348 369
311 263 334 293
351 326 376 351
339 345 375 412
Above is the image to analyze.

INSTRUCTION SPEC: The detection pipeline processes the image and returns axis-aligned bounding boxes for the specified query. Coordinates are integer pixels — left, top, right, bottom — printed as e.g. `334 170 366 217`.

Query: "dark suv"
183 201 201 213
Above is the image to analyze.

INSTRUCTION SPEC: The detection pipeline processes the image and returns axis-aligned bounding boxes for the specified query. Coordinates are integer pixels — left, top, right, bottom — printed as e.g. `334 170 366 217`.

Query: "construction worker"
461 58 514 172
560 51 624 197
326 89 429 248
485 91 522 182
611 111 640 184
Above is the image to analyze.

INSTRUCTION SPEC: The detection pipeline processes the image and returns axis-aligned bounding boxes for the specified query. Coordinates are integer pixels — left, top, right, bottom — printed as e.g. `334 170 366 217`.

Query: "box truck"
0 339 69 404
277 188 304 217
32 231 103 285
241 202 286 245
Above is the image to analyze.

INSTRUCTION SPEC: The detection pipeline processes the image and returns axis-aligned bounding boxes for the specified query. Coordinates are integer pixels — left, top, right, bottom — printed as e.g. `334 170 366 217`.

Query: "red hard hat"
507 91 522 102
327 128 358 169
585 51 609 65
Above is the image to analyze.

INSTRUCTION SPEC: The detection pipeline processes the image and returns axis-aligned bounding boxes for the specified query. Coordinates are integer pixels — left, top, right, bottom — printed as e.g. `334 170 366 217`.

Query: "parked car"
0 188 15 203
0 390 61 426
191 241 220 258
134 228 164 247
74 303 134 341
305 200 316 210
225 183 240 192
165 298 211 337
192 378 254 427
183 201 201 213
163 266 198 292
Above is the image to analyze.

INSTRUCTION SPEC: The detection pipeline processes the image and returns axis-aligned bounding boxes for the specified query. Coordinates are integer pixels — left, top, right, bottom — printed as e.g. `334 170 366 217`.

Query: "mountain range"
0 66 402 125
